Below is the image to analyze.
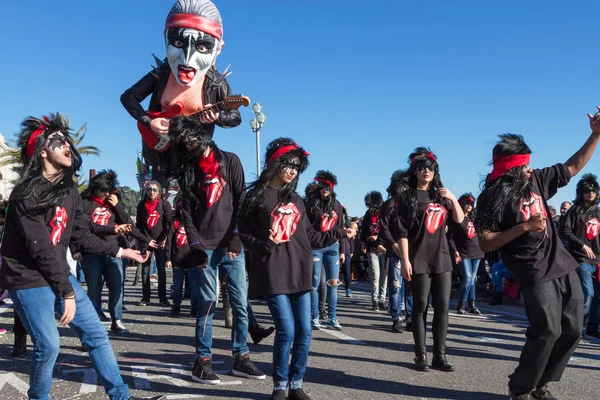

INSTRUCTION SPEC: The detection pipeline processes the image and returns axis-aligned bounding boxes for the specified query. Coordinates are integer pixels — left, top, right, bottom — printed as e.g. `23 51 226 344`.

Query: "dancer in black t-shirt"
476 107 600 400
395 148 464 372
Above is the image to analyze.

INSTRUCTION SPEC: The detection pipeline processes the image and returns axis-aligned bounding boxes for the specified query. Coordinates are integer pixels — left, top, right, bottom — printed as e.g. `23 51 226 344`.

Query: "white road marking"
131 366 152 390
218 380 242 385
167 395 206 399
63 368 98 394
0 373 29 395
319 328 367 345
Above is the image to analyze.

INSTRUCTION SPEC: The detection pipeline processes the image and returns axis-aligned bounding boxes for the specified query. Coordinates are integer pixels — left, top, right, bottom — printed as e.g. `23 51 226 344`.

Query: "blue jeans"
9 276 130 400
577 263 598 318
491 261 513 292
142 248 167 301
173 266 200 307
248 300 258 326
82 254 124 320
76 262 86 283
196 248 249 358
368 252 388 303
265 291 312 391
458 258 481 303
311 242 340 320
388 257 405 321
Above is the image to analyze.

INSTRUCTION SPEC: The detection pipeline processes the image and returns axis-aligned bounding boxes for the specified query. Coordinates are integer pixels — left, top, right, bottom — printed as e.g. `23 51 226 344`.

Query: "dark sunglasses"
416 166 432 173
146 187 159 193
281 163 301 173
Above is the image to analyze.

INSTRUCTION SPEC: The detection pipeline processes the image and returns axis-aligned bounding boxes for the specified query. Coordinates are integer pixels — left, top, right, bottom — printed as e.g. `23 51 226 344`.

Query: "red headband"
489 154 531 181
26 116 50 158
314 177 335 190
411 151 437 164
268 143 310 164
459 196 475 205
165 14 223 41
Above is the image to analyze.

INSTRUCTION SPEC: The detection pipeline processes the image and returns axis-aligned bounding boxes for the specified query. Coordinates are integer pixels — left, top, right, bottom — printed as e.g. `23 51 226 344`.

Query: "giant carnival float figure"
121 0 249 188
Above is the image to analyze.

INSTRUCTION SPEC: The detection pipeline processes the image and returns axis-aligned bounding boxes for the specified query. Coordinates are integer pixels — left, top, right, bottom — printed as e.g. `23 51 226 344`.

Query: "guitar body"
137 102 184 152
137 96 250 153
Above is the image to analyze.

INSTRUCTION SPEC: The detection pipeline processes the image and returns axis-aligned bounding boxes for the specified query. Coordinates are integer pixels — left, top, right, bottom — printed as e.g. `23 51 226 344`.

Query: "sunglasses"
281 163 300 173
146 187 159 193
416 166 432 173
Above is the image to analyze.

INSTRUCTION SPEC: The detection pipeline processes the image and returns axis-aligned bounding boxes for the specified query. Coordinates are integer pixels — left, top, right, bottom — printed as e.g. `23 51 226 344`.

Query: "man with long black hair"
477 107 600 400
0 113 162 400
560 173 600 339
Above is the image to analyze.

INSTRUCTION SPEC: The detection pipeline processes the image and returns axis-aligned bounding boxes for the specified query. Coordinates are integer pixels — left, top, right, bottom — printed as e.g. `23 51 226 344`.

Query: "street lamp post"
249 103 267 177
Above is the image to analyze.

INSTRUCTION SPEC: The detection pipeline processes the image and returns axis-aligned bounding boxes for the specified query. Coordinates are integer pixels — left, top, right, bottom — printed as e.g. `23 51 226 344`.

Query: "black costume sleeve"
226 154 246 254
446 223 458 255
238 199 277 254
157 200 173 245
120 70 157 130
112 202 150 247
302 203 345 249
560 208 585 251
360 210 370 243
70 196 120 257
181 198 201 246
378 200 397 249
396 196 409 240
165 222 174 262
534 163 571 201
135 201 144 232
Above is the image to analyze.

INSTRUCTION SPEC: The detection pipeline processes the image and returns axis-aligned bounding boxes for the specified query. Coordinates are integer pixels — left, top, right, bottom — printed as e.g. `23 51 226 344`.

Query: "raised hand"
588 106 600 134
438 188 456 202
106 194 119 207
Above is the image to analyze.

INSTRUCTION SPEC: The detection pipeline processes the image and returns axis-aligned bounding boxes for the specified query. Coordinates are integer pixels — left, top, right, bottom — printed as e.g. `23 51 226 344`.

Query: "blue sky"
1 0 599 217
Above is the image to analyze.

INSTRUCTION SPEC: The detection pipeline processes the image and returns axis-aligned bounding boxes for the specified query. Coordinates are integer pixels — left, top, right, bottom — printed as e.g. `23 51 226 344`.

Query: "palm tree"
0 113 100 186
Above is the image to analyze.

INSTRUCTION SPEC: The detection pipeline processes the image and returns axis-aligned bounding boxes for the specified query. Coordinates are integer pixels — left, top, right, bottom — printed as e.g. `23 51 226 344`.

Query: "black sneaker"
171 305 181 317
531 386 558 400
98 312 111 322
248 324 275 344
405 317 412 332
232 353 266 380
378 301 386 311
371 302 378 311
128 395 167 400
190 308 198 318
110 320 130 334
191 357 220 385
159 299 171 307
392 319 404 333
289 388 311 400
271 390 286 400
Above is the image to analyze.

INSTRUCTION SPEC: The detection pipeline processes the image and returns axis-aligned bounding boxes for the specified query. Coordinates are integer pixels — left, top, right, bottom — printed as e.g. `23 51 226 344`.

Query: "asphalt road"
1 269 599 400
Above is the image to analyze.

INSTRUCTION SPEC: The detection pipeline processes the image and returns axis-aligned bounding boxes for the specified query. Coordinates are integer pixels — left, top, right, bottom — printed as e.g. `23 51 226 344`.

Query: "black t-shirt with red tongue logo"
306 199 347 254
360 209 382 254
447 214 484 260
396 189 454 275
136 198 172 243
165 220 193 267
239 188 346 299
559 206 600 264
496 164 578 288
181 150 245 251
0 183 120 297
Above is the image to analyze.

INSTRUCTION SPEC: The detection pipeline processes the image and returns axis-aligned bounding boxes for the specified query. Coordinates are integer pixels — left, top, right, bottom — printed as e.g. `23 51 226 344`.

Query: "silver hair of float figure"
249 103 267 177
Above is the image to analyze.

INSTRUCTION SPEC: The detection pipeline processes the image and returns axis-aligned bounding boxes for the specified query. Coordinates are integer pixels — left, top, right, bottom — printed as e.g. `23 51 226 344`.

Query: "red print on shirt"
147 210 160 229
586 218 600 240
49 206 68 246
203 173 226 208
466 221 476 239
271 203 301 241
321 210 338 232
425 203 447 234
91 207 111 226
369 211 380 236
519 192 547 222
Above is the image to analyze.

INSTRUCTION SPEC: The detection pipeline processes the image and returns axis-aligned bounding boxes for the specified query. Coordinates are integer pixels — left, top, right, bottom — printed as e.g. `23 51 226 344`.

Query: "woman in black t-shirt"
395 147 464 372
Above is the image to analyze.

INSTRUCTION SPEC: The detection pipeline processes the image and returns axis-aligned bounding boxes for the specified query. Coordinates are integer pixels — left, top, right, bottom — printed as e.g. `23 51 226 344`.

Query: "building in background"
0 133 19 201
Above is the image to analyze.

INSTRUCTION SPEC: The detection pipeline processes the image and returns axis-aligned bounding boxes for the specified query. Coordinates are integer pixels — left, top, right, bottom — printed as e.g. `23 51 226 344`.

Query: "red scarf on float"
197 150 219 177
91 194 106 207
145 198 160 216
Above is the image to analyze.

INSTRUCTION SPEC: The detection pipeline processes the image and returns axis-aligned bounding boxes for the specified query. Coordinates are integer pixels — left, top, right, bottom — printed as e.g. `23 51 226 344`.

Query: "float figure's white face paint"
165 27 220 86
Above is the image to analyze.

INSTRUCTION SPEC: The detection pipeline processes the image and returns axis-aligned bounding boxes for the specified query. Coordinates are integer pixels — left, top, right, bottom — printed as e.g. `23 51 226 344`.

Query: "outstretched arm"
565 107 600 177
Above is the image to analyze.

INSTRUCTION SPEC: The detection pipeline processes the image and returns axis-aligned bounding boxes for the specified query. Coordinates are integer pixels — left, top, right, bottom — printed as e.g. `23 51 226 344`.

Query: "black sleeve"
360 210 370 242
238 201 276 254
560 208 585 251
10 200 73 297
534 163 571 201
113 202 150 246
165 223 174 262
396 195 409 239
120 70 158 130
334 202 347 254
446 223 458 255
89 221 116 236
70 196 120 257
378 200 397 248
136 201 144 232
302 202 344 249
226 154 246 253
213 77 242 129
156 200 173 244
181 197 201 246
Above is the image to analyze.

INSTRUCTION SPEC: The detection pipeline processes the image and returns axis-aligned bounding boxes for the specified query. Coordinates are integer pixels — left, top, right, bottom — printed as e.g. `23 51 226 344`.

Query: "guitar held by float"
138 95 250 152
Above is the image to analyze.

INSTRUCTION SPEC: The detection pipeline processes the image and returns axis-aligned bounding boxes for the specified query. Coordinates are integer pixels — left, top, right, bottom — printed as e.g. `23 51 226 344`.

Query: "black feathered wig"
386 169 409 198
364 190 383 210
81 170 119 200
305 170 338 223
11 113 82 215
244 137 309 216
571 173 600 215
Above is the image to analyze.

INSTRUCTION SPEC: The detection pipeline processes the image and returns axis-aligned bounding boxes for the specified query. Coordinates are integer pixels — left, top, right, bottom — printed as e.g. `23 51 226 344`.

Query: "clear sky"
1 0 598 217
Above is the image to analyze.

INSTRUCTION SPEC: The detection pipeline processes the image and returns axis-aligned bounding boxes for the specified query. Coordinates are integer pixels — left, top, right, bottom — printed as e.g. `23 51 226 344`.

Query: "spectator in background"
489 260 514 305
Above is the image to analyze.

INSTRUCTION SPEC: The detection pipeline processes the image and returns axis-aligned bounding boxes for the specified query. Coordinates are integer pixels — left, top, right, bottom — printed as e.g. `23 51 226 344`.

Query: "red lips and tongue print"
174 221 188 248
425 203 447 234
466 221 476 239
49 206 69 246
369 211 381 236
92 207 111 226
199 152 226 208
519 192 547 222
320 210 338 232
271 203 301 241
586 218 600 240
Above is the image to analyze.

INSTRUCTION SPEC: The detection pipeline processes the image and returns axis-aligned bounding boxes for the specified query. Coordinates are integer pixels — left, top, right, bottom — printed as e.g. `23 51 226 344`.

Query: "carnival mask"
165 28 220 86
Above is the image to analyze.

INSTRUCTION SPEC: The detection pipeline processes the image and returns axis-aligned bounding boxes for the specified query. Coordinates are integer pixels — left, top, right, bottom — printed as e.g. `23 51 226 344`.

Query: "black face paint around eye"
47 135 68 152
166 28 216 52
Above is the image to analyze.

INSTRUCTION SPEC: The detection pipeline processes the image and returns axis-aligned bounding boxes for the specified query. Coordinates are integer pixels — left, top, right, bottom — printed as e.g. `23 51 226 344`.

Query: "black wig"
11 113 82 215
244 137 309 216
305 170 338 223
81 170 119 200
571 173 600 215
404 147 444 229
364 190 384 210
476 134 532 233
169 115 226 204
386 169 409 198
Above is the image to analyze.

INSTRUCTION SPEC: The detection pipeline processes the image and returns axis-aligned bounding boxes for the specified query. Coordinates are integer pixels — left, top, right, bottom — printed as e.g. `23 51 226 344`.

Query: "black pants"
142 248 167 301
340 252 352 290
508 270 583 395
411 271 452 352
13 311 27 337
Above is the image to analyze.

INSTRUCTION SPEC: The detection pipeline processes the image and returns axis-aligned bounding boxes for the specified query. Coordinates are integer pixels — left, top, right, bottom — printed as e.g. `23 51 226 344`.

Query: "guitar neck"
194 102 225 118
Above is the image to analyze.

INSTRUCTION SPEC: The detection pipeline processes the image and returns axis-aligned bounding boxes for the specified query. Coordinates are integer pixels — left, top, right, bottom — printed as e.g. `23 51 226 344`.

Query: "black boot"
456 301 467 315
468 300 481 315
413 345 429 371
431 348 455 372
248 324 275 344
10 334 27 357
489 292 503 305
